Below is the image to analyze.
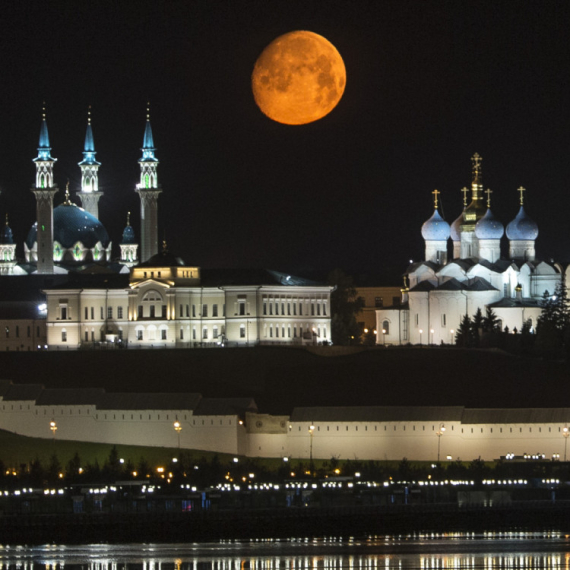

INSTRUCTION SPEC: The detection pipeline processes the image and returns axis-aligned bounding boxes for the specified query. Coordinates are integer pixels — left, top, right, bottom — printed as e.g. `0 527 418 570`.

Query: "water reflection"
0 534 569 570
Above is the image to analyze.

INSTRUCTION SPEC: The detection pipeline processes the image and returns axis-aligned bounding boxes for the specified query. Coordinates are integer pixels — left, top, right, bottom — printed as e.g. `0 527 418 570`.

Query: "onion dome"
26 203 110 250
450 211 464 241
121 212 136 244
506 206 538 241
421 209 450 241
1 215 14 245
475 208 504 240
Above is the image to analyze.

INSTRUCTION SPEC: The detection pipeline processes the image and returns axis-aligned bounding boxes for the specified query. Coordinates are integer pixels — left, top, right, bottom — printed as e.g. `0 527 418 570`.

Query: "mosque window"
317 303 321 316
269 325 273 338
294 326 297 338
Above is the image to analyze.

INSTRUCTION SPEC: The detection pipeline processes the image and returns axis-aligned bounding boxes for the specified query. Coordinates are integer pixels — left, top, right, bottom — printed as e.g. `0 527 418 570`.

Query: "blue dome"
1 224 14 245
475 208 504 240
450 211 463 241
421 209 450 241
506 206 538 241
121 224 136 244
26 204 110 250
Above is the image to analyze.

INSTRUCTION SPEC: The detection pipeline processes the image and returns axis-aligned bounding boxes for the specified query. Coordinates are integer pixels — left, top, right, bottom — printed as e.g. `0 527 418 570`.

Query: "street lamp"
308 423 315 474
450 329 455 344
563 426 569 461
430 329 434 345
382 328 386 345
419 329 423 346
436 423 446 462
173 421 182 449
49 420 57 443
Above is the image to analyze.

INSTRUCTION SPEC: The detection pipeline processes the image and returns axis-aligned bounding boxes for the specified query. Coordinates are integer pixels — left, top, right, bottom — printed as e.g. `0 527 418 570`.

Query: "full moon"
252 31 346 125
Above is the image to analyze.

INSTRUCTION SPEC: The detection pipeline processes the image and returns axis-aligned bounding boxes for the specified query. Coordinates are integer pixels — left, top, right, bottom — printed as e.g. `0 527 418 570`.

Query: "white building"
43 255 332 349
377 154 562 345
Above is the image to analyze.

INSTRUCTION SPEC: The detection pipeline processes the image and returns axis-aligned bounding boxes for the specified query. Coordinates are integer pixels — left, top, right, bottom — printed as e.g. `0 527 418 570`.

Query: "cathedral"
0 109 332 350
377 154 563 345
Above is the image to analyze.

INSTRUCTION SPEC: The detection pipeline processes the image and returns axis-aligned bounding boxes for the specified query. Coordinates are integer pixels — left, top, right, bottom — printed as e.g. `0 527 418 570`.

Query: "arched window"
382 320 390 335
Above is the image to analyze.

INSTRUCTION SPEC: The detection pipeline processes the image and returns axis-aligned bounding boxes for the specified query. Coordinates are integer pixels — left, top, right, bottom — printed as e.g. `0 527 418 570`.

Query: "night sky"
1 1 570 280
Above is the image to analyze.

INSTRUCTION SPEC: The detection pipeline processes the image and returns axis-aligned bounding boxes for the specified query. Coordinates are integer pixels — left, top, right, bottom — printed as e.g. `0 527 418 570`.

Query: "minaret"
135 104 162 262
78 106 102 218
0 214 17 274
120 212 139 267
460 153 487 259
31 105 58 274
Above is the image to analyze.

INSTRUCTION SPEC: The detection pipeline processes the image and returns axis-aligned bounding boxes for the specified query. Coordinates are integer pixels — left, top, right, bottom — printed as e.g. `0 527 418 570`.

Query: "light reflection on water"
0 533 569 570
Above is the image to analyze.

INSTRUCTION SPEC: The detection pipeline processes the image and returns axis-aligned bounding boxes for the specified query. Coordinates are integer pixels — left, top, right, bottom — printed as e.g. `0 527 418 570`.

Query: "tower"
120 212 139 267
135 105 161 262
77 106 102 218
31 106 58 274
0 214 17 274
460 153 487 258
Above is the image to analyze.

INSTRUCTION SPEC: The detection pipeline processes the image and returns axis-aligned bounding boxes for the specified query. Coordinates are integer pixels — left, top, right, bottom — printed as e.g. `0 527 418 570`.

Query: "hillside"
0 347 567 415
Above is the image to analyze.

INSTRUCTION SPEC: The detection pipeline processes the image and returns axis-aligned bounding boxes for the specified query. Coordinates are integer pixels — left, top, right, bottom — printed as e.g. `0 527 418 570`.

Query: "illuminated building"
376 154 563 345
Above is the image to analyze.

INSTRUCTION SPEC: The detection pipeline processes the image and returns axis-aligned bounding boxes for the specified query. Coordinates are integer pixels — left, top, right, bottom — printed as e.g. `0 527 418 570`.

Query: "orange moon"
252 31 346 125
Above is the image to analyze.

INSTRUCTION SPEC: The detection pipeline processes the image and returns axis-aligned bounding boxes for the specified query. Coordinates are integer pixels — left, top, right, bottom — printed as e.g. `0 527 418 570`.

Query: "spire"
126 211 131 226
79 106 100 166
141 102 157 161
63 180 73 205
35 103 55 163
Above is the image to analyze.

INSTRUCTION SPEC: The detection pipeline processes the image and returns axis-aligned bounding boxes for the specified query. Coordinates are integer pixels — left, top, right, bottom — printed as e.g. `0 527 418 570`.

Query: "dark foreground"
3 502 570 545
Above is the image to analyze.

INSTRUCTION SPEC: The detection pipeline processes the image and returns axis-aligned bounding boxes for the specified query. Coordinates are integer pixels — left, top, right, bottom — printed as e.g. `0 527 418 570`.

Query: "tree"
455 314 475 347
536 283 570 352
327 269 365 345
482 307 501 333
470 308 484 346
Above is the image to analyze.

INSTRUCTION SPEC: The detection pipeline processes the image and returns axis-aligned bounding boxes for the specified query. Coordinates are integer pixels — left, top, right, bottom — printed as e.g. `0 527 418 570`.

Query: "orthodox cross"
518 186 526 205
485 188 493 208
432 189 440 209
461 187 469 207
471 153 482 183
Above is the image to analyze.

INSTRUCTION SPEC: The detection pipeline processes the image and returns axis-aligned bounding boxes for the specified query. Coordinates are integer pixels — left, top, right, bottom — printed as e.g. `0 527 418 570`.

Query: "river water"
0 533 569 569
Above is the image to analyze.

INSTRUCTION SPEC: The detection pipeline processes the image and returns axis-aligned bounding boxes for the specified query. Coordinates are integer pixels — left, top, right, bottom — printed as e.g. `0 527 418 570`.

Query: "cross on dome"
518 186 526 205
471 153 482 184
432 189 440 209
461 187 469 207
485 188 493 208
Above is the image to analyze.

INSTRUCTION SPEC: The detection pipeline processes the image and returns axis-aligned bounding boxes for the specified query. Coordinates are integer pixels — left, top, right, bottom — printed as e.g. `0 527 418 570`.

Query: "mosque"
0 110 333 349
376 154 563 345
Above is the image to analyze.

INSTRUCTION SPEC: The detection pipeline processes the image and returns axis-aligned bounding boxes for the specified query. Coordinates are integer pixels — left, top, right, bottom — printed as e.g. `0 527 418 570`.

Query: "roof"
487 297 541 309
462 408 570 424
194 397 258 416
138 250 185 268
201 268 323 287
409 280 435 292
2 383 44 401
291 406 465 422
36 388 105 406
98 392 202 410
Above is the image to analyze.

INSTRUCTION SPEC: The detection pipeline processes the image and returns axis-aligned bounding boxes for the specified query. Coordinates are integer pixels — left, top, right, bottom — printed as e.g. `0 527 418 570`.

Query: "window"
62 330 67 342
85 331 88 342
118 329 123 340
192 327 196 340
161 329 167 340
180 328 184 340
202 327 208 340
202 304 208 317
269 325 273 338
61 307 67 320
415 313 419 326
192 305 196 317
136 330 143 340
299 303 303 316
186 305 189 317
294 326 297 338
269 303 273 315
100 307 103 319
263 302 267 315
179 304 183 317
382 320 390 335
213 326 219 339
311 303 315 316
138 305 143 318
15 326 19 338
240 325 245 338
442 314 446 326
85 307 88 319
91 307 94 320
161 305 167 318
293 303 297 316
150 305 155 318
287 303 291 315
118 306 123 319
323 302 327 316
212 304 218 317
375 297 383 308
91 330 94 341
223 304 226 316
107 307 113 319
239 302 246 316
317 303 321 316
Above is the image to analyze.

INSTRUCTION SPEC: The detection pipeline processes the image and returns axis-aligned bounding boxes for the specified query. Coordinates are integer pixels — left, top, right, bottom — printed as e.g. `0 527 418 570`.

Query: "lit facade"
377 154 560 345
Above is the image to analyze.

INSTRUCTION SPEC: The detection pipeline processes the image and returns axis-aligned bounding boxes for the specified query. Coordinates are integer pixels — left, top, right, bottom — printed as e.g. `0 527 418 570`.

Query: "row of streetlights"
418 329 455 345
